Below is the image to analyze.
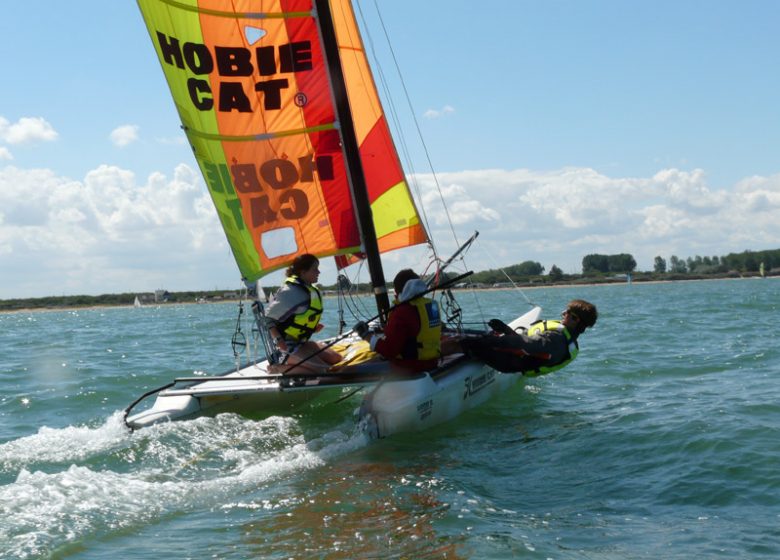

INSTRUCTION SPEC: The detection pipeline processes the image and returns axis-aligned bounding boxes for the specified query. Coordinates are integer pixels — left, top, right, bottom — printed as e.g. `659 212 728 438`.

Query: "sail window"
261 227 298 259
244 26 267 46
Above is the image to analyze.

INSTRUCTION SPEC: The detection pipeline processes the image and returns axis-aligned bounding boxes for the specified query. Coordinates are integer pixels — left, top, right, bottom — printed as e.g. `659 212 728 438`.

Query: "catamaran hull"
359 361 521 438
358 306 542 438
126 307 542 433
124 363 339 430
125 387 327 430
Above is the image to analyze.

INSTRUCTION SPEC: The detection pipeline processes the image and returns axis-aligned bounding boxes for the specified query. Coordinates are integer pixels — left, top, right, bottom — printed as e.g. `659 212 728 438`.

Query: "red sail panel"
330 0 428 256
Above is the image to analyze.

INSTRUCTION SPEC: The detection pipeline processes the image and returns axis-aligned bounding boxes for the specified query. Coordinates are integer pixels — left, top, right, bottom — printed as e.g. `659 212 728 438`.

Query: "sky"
1 0 779 299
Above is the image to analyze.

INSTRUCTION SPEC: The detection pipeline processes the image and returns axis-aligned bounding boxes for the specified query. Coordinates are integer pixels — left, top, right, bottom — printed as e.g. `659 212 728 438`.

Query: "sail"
136 0 428 282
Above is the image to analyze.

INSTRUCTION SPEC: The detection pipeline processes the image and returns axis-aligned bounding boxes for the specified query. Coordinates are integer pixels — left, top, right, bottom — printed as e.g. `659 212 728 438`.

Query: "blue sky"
2 1 779 298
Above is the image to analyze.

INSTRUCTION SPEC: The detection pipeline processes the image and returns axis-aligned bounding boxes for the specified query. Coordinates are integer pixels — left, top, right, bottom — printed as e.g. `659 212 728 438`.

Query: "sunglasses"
561 309 580 321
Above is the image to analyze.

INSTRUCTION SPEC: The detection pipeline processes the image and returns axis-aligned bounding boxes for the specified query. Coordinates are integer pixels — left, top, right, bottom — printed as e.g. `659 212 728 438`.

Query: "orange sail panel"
136 0 427 281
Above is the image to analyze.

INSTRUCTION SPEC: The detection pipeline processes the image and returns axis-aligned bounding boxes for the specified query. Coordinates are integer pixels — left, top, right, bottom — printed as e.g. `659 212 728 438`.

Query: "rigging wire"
366 0 462 249
337 260 376 322
354 0 440 260
475 236 537 308
246 282 279 365
231 291 247 369
352 3 536 326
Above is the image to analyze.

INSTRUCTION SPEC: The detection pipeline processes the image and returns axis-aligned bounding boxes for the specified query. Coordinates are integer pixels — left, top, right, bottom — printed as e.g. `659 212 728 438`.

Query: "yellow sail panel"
371 181 427 245
136 0 361 281
330 0 429 255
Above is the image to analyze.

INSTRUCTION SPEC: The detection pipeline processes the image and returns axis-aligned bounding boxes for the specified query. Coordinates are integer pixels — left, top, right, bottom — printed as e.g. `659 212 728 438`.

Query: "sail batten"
137 0 428 284
184 122 336 141
155 0 310 19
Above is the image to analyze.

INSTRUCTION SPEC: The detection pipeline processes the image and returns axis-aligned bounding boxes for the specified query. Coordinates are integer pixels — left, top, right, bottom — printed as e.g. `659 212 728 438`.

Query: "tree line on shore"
467 248 777 286
2 248 776 311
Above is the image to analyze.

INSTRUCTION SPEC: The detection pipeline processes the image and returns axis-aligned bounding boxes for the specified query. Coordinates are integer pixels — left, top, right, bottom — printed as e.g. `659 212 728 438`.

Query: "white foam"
0 412 129 468
0 412 370 559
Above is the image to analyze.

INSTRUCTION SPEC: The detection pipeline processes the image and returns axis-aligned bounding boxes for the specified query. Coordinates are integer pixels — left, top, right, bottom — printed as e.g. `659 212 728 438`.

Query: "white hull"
126 307 542 435
358 306 541 438
359 358 521 438
125 359 372 429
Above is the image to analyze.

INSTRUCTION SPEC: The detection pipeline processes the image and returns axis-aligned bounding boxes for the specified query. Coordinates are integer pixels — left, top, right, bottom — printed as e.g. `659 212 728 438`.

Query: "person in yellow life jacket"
353 269 442 373
265 254 342 372
461 299 598 375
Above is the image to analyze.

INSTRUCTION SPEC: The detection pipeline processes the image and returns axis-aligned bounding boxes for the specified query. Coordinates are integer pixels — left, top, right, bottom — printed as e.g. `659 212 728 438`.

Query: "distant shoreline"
2 274 773 315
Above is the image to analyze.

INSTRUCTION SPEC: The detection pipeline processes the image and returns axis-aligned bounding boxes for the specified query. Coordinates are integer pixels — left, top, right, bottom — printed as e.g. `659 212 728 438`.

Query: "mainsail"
136 0 428 284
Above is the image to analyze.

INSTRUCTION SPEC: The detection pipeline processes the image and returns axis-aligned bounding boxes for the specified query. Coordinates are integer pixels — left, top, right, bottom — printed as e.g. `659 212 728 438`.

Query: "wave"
0 411 370 559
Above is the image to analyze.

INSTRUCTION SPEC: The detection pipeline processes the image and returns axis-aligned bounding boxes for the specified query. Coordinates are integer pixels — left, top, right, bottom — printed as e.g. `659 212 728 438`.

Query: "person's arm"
267 325 287 351
372 305 419 359
510 330 569 363
264 286 309 349
266 286 310 321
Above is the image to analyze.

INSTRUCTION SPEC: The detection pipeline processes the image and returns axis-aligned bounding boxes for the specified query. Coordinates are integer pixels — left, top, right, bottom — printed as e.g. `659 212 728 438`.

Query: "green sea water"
1 278 779 559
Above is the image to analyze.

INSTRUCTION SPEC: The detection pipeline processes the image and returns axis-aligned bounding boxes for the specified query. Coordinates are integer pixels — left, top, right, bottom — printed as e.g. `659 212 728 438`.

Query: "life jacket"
399 297 442 361
523 319 579 377
278 276 323 343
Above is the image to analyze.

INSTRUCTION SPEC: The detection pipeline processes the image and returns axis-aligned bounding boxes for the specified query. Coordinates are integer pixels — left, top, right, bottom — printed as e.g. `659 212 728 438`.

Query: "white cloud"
0 116 58 144
423 105 455 119
2 161 779 298
408 167 780 274
0 147 12 160
652 168 727 212
414 179 500 226
109 124 140 147
0 163 228 298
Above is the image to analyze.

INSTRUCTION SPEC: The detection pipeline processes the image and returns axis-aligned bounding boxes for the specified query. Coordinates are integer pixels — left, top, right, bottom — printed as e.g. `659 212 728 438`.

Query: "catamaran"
124 0 541 437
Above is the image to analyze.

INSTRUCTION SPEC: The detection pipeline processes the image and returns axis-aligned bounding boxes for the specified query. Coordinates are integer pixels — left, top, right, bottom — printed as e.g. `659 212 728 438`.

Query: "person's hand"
314 323 324 333
353 321 369 339
488 318 510 334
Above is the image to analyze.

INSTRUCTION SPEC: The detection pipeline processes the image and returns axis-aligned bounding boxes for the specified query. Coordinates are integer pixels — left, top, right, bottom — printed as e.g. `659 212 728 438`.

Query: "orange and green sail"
135 0 428 283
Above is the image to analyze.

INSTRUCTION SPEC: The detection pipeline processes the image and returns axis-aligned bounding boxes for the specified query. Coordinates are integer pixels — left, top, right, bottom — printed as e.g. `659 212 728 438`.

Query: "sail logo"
294 92 308 107
154 32 313 112
463 370 496 399
202 154 334 229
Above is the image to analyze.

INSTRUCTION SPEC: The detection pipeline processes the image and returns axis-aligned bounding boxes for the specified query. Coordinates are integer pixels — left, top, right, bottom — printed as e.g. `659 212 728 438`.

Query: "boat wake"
0 412 371 559
0 412 129 468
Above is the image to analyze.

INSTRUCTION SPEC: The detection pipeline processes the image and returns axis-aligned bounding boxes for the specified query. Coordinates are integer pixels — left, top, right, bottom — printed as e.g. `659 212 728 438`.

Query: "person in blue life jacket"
458 299 598 376
265 254 342 372
353 269 442 373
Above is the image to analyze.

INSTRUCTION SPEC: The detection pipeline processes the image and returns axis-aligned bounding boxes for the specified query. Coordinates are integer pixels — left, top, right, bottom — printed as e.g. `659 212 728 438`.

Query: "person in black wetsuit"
461 299 598 376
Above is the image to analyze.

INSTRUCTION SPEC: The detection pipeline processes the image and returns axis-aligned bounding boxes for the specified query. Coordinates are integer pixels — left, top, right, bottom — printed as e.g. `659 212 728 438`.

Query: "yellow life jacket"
524 319 579 377
279 276 323 342
403 297 442 361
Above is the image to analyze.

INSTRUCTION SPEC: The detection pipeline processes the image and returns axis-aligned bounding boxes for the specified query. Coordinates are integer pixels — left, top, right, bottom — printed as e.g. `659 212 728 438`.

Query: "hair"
286 253 319 278
567 299 598 330
393 269 420 295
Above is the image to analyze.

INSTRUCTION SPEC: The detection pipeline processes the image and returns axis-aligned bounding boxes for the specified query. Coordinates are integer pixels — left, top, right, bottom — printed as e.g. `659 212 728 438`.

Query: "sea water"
1 278 779 559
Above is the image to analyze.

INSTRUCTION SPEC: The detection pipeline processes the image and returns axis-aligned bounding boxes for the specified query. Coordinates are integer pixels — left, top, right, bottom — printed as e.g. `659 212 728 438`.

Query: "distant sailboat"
125 0 541 436
133 296 142 308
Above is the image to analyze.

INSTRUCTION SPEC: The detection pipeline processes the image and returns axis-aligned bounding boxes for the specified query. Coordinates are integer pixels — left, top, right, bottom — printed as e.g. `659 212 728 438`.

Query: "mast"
315 0 391 322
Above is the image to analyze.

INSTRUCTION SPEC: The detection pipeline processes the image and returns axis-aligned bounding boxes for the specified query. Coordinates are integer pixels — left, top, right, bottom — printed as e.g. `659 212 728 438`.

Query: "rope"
475 236 537 308
231 300 246 367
